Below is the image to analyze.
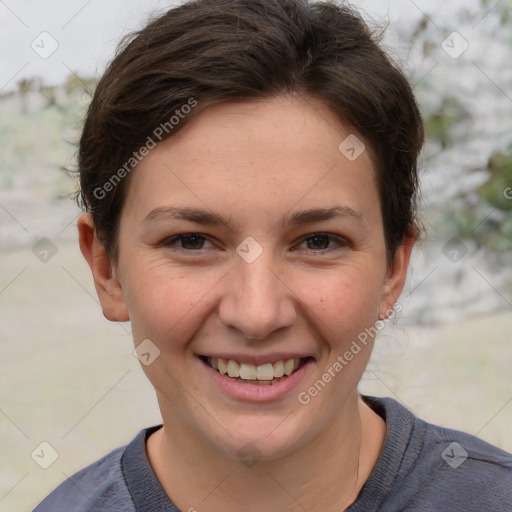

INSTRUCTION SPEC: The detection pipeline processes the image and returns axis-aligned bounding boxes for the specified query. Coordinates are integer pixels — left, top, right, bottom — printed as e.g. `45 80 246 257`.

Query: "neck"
146 393 386 512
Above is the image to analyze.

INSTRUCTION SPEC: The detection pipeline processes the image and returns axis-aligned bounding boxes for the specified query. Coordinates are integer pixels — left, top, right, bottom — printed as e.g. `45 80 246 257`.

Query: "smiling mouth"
199 356 313 385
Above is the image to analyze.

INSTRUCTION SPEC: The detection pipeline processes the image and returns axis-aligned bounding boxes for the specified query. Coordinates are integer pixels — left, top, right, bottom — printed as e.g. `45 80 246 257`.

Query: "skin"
78 95 414 511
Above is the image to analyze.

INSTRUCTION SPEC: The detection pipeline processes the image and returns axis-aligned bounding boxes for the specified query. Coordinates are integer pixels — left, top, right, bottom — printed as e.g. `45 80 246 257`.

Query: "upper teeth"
209 357 301 380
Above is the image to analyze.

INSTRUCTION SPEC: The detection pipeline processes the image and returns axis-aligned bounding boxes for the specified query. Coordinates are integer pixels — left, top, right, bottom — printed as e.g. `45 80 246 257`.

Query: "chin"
206 414 311 464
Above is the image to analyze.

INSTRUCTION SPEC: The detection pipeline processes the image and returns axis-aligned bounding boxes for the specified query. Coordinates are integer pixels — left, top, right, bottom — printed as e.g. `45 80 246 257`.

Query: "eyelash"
161 232 349 254
295 233 350 252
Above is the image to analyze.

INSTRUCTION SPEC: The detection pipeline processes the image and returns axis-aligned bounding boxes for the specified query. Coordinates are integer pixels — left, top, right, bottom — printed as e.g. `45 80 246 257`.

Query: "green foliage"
439 147 512 252
0 73 96 197
478 148 512 211
440 199 512 253
424 94 470 149
64 74 97 98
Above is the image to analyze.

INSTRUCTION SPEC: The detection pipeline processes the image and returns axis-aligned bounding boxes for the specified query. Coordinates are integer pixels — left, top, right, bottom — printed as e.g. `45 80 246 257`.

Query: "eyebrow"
142 205 366 229
143 207 232 228
281 206 366 227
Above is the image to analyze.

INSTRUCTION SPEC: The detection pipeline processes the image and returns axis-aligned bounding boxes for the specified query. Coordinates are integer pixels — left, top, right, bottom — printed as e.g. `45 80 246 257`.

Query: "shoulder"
416 419 512 505
33 442 134 512
362 396 512 511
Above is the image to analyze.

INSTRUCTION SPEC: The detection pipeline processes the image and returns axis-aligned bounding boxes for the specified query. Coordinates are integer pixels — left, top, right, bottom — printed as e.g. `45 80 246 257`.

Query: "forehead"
123 96 378 225
150 96 371 169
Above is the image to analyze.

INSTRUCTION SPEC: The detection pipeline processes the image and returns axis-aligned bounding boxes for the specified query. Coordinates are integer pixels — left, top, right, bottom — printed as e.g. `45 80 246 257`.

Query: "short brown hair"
78 0 424 262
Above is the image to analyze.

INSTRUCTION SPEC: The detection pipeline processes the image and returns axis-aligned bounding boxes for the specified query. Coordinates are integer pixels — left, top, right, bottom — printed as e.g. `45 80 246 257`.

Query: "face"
86 96 411 461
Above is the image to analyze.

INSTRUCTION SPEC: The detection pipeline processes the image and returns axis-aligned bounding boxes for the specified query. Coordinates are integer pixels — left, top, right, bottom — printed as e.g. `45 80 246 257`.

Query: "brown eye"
306 234 330 250
180 234 205 250
163 234 212 251
295 233 349 252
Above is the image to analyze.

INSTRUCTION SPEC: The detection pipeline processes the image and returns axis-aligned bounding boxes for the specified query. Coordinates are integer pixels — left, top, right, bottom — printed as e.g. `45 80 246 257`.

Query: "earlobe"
379 236 415 317
77 213 130 322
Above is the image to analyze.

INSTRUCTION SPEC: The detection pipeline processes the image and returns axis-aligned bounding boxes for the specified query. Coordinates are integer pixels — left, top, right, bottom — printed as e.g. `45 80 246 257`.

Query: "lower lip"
198 358 314 402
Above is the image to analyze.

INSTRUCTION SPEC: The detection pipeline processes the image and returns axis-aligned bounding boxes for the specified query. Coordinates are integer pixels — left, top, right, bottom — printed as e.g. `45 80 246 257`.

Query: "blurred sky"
0 0 483 93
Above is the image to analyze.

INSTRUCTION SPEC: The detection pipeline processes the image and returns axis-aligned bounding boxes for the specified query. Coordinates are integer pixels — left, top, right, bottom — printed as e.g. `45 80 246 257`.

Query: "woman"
33 0 512 510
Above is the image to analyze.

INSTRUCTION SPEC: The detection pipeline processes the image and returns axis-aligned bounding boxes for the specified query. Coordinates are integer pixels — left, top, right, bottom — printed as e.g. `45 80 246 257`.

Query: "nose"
218 251 297 340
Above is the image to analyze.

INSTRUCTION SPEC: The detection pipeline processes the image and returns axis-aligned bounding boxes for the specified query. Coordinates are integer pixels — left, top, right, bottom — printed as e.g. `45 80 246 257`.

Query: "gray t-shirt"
32 396 512 511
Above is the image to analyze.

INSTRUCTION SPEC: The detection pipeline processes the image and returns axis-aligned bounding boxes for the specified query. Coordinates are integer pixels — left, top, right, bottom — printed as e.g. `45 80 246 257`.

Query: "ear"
379 236 415 318
77 213 129 322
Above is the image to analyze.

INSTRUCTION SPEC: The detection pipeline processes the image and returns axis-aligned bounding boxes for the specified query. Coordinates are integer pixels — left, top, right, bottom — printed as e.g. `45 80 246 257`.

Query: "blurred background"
1 0 511 510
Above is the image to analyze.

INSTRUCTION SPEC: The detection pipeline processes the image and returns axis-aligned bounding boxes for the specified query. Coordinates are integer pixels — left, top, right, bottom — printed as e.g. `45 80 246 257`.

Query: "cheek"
122 264 219 401
301 263 384 338
292 267 382 422
122 260 224 344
